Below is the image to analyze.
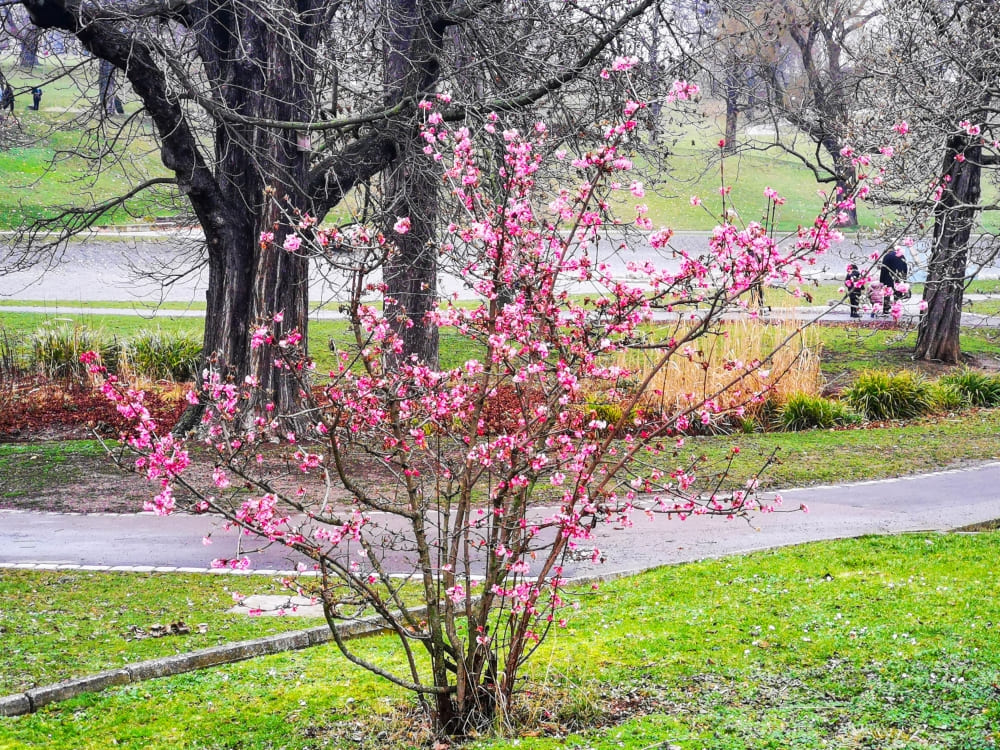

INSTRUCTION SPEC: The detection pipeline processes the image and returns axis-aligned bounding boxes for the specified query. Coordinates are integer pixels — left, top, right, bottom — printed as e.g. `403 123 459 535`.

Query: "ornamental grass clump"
30 323 119 382
121 328 202 382
620 318 823 431
844 369 937 421
940 368 1000 407
928 381 968 413
776 392 857 431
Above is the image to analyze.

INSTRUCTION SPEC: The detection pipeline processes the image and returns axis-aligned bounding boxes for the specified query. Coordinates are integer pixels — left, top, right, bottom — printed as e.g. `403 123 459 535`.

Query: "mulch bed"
0 377 187 442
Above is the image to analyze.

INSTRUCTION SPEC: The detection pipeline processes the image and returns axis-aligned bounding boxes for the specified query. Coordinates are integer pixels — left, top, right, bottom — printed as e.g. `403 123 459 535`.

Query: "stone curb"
0 616 393 717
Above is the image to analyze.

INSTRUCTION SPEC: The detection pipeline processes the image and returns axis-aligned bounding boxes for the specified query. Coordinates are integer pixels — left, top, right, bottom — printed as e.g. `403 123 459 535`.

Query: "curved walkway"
2 462 998 717
3 461 1000 579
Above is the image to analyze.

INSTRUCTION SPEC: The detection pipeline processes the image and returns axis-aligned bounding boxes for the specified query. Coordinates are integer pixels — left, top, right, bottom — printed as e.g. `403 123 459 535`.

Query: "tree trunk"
723 68 739 154
19 24 39 69
383 139 440 368
914 135 981 364
382 0 443 367
174 4 317 431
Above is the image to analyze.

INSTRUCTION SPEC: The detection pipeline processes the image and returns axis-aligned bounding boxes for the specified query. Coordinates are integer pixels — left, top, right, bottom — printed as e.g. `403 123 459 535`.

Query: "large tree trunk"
914 135 982 363
382 0 443 367
18 24 39 69
171 3 317 432
384 138 440 368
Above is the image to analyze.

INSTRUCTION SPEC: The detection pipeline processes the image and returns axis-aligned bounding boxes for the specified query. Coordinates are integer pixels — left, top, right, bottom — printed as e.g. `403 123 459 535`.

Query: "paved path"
3 462 999 579
3 231 998 305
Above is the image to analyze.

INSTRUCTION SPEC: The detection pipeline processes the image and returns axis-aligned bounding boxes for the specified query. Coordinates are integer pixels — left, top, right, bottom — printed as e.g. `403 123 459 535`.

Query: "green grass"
817 325 1000 384
625 113 1000 233
5 66 998 235
689 409 1000 490
0 311 486 376
0 299 208 311
0 569 326 696
0 442 155 512
0 55 170 228
0 440 110 500
0 533 997 748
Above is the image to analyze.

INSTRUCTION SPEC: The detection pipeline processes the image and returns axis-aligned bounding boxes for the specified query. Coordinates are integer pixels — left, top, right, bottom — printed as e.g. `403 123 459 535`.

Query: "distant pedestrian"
1 83 13 115
867 283 886 318
845 263 864 318
31 86 42 111
879 248 909 315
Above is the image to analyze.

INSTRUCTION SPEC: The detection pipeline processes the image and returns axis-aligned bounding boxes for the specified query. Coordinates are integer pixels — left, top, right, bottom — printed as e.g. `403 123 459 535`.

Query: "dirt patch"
0 450 151 513
0 377 187 512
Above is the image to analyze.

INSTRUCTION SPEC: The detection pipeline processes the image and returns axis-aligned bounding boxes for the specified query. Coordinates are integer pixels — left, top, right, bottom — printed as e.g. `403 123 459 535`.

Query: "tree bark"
914 135 982 364
18 24 40 69
382 0 443 367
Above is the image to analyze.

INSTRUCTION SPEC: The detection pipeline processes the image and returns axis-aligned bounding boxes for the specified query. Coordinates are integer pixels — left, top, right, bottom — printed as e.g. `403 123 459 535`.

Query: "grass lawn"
0 56 170 229
0 533 997 748
4 59 999 235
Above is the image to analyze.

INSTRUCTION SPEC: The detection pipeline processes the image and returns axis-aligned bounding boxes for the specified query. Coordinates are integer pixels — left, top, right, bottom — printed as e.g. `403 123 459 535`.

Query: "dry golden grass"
620 317 823 421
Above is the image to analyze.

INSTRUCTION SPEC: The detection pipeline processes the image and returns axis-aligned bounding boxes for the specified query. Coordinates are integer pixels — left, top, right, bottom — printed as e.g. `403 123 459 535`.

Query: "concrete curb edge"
0 616 392 717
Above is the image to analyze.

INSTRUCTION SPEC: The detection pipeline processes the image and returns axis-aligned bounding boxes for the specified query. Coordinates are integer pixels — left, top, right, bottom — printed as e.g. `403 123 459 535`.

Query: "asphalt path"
3 462 999 578
3 230 987 306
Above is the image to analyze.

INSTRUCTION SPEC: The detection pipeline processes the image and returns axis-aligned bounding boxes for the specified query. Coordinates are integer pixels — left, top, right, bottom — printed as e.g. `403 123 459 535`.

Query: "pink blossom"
893 121 910 135
960 120 981 136
250 326 271 350
394 216 412 234
763 186 785 205
610 55 638 72
283 233 302 252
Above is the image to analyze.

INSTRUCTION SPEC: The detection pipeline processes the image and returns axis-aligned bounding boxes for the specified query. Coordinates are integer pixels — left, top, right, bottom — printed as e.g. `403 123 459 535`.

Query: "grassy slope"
3 59 997 233
0 56 168 228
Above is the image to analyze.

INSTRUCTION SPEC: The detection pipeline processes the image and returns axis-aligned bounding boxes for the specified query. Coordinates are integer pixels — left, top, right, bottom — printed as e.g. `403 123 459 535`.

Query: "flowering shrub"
88 85 887 737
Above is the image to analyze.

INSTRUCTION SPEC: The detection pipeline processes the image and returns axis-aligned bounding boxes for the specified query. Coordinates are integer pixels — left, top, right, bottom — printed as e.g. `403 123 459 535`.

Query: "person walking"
845 263 865 318
880 248 909 315
1 82 13 116
31 86 42 111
